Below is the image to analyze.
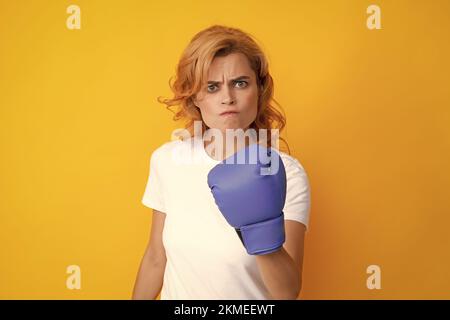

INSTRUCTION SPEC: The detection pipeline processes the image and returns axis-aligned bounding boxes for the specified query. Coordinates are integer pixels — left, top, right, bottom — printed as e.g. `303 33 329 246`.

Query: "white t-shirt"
141 136 311 300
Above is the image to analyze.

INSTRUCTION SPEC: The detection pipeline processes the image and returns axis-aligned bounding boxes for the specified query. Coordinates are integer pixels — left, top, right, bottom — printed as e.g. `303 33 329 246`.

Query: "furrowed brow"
207 75 251 85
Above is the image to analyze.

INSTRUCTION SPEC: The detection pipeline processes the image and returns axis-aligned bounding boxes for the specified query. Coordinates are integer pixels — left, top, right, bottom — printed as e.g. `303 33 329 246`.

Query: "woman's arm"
255 220 306 300
132 209 167 300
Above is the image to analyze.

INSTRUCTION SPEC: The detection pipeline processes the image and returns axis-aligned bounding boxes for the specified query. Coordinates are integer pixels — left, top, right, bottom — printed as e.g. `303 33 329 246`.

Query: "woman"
132 25 311 300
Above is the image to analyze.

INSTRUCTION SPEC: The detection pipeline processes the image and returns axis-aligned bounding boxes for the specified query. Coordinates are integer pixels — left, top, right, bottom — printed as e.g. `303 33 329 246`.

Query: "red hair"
157 25 290 154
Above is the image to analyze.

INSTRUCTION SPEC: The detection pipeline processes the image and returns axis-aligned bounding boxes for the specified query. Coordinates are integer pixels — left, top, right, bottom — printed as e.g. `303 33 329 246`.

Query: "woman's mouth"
220 111 239 116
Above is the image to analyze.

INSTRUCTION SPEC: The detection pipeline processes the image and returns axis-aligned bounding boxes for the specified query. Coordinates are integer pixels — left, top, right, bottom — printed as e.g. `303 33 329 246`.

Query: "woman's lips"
220 111 239 116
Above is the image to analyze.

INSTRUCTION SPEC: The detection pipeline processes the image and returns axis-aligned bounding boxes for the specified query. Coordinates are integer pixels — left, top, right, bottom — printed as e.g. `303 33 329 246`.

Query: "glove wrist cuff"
238 213 285 255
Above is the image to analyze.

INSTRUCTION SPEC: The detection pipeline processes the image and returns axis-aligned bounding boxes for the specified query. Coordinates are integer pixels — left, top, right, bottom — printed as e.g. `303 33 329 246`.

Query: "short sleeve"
282 156 311 231
141 149 166 213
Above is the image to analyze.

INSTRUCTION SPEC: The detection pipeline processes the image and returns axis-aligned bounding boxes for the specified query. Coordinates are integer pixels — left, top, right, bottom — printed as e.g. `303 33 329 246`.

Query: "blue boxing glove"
207 143 287 255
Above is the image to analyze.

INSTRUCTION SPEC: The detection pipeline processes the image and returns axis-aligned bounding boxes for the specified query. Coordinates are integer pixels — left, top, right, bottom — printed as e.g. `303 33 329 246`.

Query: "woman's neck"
203 129 257 161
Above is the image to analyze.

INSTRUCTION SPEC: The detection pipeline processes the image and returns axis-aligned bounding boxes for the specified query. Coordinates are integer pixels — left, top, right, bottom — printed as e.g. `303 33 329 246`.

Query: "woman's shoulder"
153 138 184 154
149 137 195 164
277 150 308 176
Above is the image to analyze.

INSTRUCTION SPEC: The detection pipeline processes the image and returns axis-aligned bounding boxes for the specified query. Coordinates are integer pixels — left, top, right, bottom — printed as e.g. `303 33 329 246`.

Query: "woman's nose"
221 86 235 105
222 98 235 105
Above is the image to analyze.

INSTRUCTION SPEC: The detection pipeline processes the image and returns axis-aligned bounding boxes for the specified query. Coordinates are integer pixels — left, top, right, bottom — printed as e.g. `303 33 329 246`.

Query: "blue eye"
207 85 218 93
235 80 248 88
207 81 248 93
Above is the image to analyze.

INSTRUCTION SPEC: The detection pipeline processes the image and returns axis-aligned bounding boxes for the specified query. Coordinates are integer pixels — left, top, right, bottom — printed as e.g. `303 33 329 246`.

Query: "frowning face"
194 52 259 134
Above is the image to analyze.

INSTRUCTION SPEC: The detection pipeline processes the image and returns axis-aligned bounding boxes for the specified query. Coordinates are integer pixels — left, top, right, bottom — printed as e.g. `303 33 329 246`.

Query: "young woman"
132 25 311 300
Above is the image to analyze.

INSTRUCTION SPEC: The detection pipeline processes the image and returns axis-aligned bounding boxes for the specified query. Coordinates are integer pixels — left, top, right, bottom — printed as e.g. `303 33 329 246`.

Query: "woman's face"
194 52 259 134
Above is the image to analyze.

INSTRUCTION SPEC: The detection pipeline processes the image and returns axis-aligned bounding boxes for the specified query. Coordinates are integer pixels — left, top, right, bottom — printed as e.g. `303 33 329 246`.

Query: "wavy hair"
157 24 290 154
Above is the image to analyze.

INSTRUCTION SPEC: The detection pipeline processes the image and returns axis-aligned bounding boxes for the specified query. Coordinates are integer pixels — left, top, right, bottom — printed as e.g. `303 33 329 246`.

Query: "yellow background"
1 0 449 299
